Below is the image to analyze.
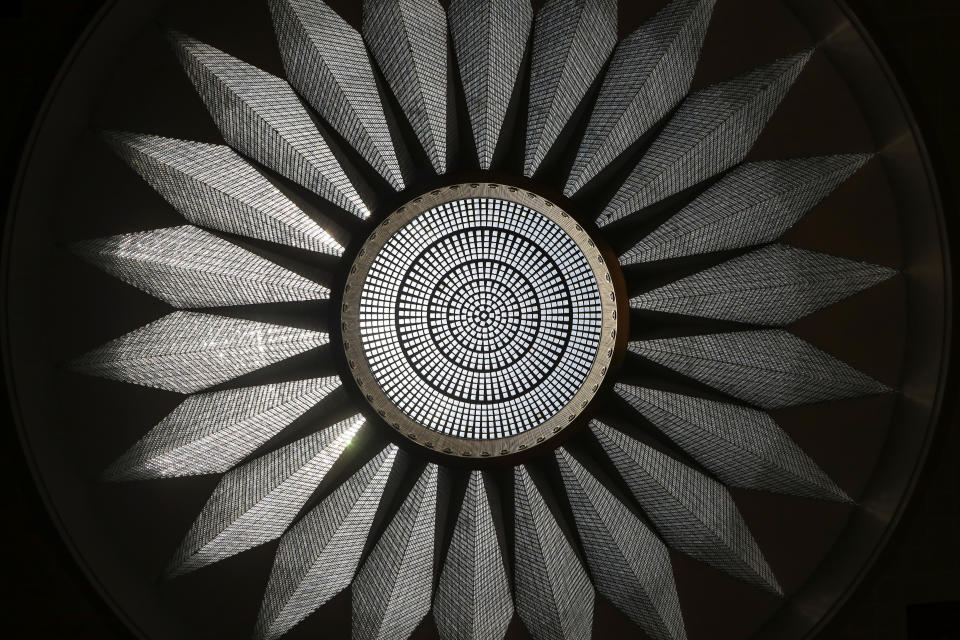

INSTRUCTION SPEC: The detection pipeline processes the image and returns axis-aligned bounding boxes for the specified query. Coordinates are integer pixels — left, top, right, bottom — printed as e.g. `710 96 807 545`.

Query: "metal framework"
54 1 915 639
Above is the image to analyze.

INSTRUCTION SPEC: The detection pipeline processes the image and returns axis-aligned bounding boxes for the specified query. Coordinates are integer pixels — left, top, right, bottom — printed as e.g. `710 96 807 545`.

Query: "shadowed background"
1 1 956 638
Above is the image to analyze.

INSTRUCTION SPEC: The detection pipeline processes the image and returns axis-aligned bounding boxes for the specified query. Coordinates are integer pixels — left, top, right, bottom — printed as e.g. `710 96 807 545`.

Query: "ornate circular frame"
342 182 620 458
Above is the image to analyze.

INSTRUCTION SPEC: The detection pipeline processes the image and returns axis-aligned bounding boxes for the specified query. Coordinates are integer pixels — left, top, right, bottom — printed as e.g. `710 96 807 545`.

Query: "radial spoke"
513 465 594 640
269 0 406 191
72 225 329 308
591 420 781 594
363 0 449 175
255 445 399 640
616 384 850 501
434 471 513 640
167 415 364 576
599 48 813 226
70 311 328 394
103 377 341 481
631 244 896 325
557 449 687 640
525 0 617 177
629 330 890 410
169 31 370 219
620 154 871 264
106 132 344 255
352 463 441 640
566 0 715 195
449 0 532 170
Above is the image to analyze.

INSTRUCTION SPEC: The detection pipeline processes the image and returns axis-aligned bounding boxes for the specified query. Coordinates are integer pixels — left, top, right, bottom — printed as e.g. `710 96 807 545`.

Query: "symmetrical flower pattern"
71 1 897 639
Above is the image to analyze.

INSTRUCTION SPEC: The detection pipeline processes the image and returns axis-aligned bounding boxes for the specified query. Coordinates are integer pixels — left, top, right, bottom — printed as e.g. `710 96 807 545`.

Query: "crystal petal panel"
103 377 341 481
631 244 896 325
616 384 849 501
513 465 594 640
592 420 781 593
352 463 440 640
71 311 328 394
599 49 813 226
168 415 364 576
170 31 370 218
72 225 329 308
524 0 617 177
557 449 686 640
255 445 399 640
621 155 871 264
106 132 343 255
629 330 890 409
434 471 513 640
269 0 406 190
363 0 449 175
449 0 532 170
566 0 715 195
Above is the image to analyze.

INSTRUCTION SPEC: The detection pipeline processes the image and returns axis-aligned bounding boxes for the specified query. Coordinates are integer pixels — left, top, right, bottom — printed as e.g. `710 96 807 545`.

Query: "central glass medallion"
343 183 617 457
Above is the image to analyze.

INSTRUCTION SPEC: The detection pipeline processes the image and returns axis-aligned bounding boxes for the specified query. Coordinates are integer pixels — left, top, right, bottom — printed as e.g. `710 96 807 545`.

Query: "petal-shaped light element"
168 415 364 576
629 330 890 410
104 377 341 481
434 471 513 640
106 132 343 255
71 312 328 394
353 463 440 640
621 154 871 264
269 0 406 190
525 0 617 177
514 465 594 640
566 0 715 195
616 384 850 501
631 244 896 325
599 48 813 226
449 0 532 169
363 0 449 175
556 449 686 640
72 225 329 309
255 445 399 640
169 32 370 219
592 420 781 593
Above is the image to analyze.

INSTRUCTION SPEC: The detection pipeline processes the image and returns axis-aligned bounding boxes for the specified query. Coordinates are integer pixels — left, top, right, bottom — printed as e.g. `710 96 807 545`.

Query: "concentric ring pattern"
57 0 915 639
358 196 605 440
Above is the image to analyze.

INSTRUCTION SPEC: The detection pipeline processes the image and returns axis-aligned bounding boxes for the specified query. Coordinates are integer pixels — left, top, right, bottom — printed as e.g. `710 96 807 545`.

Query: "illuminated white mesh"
359 197 604 439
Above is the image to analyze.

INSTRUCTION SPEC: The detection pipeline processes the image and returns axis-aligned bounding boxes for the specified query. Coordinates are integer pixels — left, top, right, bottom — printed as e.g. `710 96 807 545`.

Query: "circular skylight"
343 184 618 455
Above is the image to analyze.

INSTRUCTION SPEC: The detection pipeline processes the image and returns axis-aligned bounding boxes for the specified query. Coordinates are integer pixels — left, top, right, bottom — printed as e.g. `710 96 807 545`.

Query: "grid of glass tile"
359 197 604 439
